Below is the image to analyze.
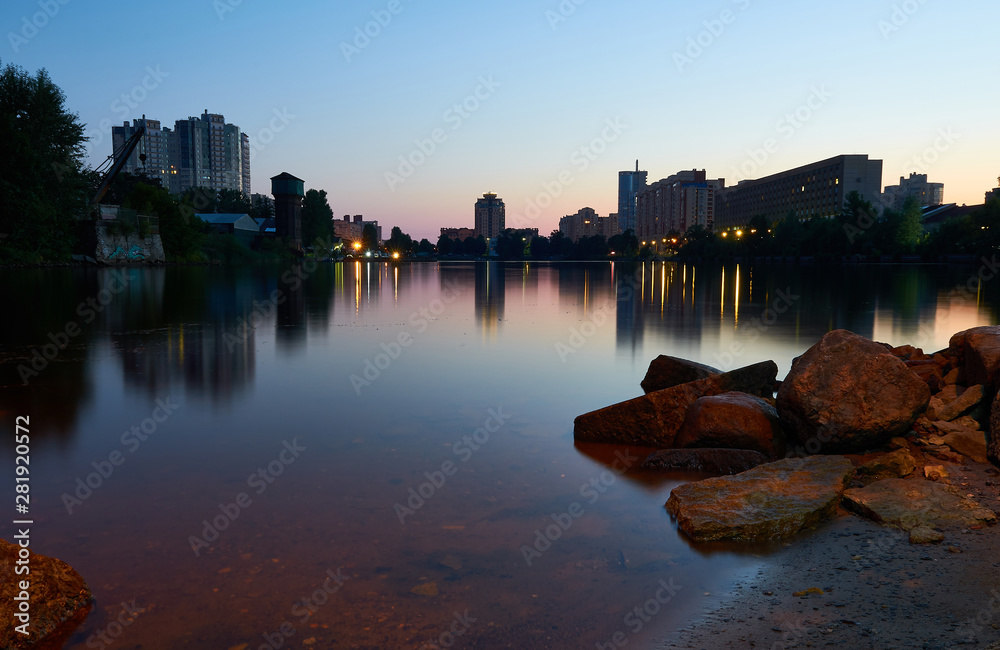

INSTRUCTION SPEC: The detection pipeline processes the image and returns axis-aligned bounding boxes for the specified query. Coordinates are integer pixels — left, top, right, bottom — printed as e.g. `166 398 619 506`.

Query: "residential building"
635 170 725 243
559 208 619 242
714 154 883 230
618 162 648 234
440 227 476 241
112 110 250 196
986 179 1000 204
111 117 173 190
475 192 505 240
883 173 944 210
334 215 363 244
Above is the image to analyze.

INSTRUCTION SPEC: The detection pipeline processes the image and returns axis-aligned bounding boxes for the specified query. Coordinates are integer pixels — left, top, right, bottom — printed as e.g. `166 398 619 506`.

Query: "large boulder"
989 393 1000 468
641 448 769 475
640 356 720 394
776 330 931 454
842 479 996 534
665 456 855 542
674 392 786 457
957 326 1000 387
0 540 93 649
574 361 778 448
930 384 984 422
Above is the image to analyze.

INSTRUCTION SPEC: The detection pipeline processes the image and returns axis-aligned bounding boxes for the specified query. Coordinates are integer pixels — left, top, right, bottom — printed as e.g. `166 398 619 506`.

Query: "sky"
3 0 999 240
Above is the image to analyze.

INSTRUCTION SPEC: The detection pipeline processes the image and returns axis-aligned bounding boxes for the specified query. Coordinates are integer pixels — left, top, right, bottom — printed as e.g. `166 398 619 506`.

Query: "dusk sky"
4 0 998 240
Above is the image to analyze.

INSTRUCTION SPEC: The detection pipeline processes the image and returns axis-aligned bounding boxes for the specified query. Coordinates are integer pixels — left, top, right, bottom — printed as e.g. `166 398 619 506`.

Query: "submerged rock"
574 361 778 448
641 448 769 475
776 329 930 454
640 355 721 394
842 478 996 534
665 456 855 542
675 391 786 458
0 539 93 649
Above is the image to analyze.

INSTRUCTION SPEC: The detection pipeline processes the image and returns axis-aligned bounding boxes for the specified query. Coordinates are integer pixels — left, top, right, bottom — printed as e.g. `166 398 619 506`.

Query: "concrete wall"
93 222 165 264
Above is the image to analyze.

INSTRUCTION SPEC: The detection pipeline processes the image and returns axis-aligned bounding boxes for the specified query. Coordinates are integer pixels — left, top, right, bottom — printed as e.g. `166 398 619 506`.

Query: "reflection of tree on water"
475 261 505 340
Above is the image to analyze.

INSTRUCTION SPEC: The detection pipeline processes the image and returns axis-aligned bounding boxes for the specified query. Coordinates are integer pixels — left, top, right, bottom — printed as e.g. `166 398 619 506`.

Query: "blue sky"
4 0 998 239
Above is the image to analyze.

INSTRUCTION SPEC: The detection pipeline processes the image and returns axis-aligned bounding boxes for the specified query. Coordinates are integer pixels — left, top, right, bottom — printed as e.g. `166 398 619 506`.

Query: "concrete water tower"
271 172 304 250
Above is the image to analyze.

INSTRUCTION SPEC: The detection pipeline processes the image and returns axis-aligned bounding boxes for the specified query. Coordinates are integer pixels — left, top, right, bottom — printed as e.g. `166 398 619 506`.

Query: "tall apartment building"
475 192 505 240
558 208 619 242
111 117 174 190
617 162 648 234
715 154 883 230
882 173 944 210
635 170 725 242
112 110 250 196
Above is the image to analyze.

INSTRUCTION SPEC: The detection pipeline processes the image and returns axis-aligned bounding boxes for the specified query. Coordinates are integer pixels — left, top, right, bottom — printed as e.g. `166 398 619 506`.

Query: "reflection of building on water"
276 280 306 349
614 261 710 353
118 322 255 404
475 262 505 340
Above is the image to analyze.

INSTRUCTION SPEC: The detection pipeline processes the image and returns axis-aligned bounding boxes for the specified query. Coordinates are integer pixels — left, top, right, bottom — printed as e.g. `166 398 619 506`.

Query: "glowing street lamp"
392 252 400 259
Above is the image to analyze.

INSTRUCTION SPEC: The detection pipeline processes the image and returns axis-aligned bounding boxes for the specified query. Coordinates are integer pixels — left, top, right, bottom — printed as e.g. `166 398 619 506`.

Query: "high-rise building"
715 154 883 230
617 162 648 234
112 110 250 196
635 170 725 242
111 117 174 190
475 192 505 240
882 173 944 210
558 208 619 242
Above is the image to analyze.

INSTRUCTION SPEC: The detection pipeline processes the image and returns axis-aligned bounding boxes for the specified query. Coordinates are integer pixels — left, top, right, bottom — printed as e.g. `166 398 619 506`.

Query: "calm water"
1 260 997 649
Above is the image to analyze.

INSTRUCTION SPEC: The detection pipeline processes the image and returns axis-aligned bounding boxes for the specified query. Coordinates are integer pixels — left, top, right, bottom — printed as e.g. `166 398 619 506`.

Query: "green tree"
124 182 205 260
217 188 252 214
608 228 639 257
362 223 378 251
529 235 550 259
436 233 453 255
892 196 924 254
387 226 413 255
301 189 334 247
417 238 435 254
0 62 90 261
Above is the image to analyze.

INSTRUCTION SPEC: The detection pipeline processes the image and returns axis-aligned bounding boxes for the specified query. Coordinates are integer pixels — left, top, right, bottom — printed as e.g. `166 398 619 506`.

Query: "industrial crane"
89 121 146 213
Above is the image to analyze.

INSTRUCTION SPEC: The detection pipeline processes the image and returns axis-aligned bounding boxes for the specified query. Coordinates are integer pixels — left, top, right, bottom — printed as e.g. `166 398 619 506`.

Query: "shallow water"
0 260 996 648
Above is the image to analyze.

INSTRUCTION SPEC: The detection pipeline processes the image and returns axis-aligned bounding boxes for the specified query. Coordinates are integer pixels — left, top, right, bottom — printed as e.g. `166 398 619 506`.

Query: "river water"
0 260 996 649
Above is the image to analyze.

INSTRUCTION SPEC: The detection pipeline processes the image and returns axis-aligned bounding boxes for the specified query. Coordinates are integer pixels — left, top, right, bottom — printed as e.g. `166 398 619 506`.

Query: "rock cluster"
574 327 1000 544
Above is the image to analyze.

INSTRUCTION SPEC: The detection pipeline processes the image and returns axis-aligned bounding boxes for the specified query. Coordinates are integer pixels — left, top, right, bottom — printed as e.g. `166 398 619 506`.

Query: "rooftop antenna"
636 160 639 172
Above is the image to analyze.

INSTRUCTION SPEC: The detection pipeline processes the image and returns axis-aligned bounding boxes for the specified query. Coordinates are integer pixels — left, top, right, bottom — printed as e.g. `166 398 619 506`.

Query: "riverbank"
658 456 1000 649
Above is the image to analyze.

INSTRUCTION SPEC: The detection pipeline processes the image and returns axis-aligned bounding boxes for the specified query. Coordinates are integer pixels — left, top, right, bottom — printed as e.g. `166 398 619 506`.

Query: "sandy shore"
656 460 1000 650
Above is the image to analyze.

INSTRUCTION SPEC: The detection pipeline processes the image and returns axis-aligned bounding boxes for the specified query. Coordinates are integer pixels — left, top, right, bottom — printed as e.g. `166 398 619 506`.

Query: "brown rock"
935 384 966 403
943 367 963 385
909 526 945 544
961 326 1000 387
665 456 855 542
934 384 984 422
941 429 988 463
925 396 946 421
906 360 944 393
842 478 996 532
0 540 93 649
641 355 721 394
991 393 1000 468
641 448 770 474
675 392 786 457
890 345 921 360
776 330 932 454
574 361 778 447
855 448 917 485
